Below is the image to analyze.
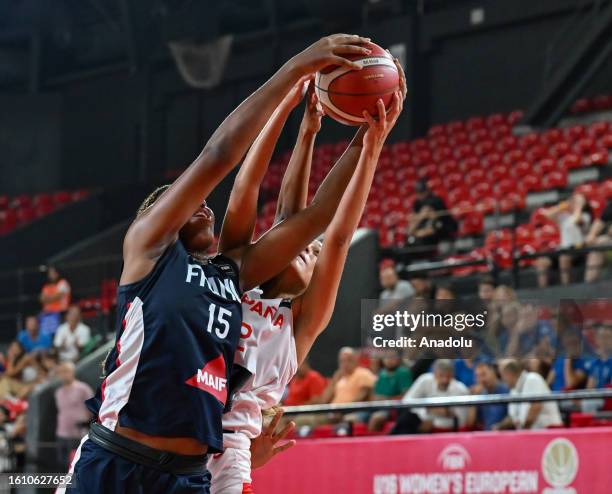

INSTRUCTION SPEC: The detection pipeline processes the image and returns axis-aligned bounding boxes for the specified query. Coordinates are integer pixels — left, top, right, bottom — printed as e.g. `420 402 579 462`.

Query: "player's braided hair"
137 184 171 216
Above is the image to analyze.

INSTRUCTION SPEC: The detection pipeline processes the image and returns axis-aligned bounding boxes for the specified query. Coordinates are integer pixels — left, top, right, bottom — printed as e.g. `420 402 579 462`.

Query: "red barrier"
252 427 612 493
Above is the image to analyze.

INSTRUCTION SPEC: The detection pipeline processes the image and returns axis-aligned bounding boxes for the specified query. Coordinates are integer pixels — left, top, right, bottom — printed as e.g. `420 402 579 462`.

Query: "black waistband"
88 423 209 475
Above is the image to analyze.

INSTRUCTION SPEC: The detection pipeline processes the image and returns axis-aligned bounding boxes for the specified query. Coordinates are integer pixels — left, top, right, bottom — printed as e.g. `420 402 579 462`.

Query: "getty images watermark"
371 309 487 349
361 299 486 358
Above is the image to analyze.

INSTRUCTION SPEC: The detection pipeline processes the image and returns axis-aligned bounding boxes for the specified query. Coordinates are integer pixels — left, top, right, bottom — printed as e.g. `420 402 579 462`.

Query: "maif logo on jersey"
185 355 228 405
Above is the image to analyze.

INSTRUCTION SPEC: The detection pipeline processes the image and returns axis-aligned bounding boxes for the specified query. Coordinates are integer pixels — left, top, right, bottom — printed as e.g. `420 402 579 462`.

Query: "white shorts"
208 446 253 494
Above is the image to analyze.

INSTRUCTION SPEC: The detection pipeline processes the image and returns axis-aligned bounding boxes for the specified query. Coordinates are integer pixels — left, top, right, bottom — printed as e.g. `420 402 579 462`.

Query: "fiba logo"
541 438 579 494
437 444 471 471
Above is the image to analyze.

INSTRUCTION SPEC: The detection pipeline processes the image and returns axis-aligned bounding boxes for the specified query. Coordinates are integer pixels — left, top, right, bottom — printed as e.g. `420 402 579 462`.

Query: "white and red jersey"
222 289 297 447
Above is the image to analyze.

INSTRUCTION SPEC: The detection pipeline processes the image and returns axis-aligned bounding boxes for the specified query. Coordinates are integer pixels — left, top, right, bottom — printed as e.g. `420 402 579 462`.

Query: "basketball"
315 41 400 126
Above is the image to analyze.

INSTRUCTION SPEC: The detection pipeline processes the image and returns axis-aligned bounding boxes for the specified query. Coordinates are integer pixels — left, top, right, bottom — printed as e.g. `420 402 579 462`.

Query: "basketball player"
61 35 372 494
208 64 406 493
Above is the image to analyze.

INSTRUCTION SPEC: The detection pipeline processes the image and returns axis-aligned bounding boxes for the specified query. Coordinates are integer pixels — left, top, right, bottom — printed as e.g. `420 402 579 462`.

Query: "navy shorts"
65 439 211 494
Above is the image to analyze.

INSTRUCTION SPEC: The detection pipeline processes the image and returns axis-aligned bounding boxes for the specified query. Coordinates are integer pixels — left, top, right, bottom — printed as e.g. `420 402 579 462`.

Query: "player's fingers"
334 34 370 45
376 98 386 121
273 440 297 456
388 91 401 120
362 110 376 128
332 45 371 56
272 420 295 443
331 56 362 70
265 409 284 435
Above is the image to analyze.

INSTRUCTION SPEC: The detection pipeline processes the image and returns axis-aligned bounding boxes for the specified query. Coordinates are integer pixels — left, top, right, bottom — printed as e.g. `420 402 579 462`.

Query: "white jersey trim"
98 297 145 431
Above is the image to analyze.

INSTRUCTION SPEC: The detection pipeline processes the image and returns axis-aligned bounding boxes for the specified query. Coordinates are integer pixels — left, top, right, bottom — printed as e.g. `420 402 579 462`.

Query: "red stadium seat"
466 116 485 132
460 156 480 170
559 153 581 170
489 165 508 182
497 135 518 153
518 132 539 150
570 98 592 114
521 173 543 192
541 128 562 145
507 110 524 125
465 168 486 186
482 152 502 168
586 149 609 166
443 172 463 189
451 199 474 217
470 182 493 201
564 125 586 141
454 144 474 160
549 141 570 158
447 188 470 205
448 131 469 146
542 170 568 190
537 158 556 175
475 196 497 215
526 144 548 162
474 140 495 156
574 137 597 155
459 212 484 236
489 124 511 140
587 121 610 138
446 120 465 134
439 159 459 175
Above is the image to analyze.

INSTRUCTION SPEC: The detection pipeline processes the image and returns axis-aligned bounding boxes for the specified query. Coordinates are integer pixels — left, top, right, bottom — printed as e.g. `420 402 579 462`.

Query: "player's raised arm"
121 35 371 284
218 78 311 253
234 119 368 291
292 92 403 364
274 84 324 223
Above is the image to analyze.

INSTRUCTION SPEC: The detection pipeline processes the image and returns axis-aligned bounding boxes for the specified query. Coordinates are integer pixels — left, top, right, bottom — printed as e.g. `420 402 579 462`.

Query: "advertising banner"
252 427 612 493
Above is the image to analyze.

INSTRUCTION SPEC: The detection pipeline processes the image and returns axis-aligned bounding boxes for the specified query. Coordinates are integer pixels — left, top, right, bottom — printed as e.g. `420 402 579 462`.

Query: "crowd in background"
0 267 93 471
282 266 612 436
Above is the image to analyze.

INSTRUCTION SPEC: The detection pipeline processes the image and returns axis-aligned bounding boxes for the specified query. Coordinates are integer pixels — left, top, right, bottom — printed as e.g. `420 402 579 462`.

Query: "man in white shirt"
53 305 91 363
498 359 562 430
391 359 470 434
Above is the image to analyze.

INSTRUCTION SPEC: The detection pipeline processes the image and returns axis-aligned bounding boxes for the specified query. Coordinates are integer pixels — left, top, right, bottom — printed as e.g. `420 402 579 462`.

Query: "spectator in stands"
40 266 71 315
283 359 327 407
585 323 612 389
325 347 376 405
485 285 518 348
536 193 593 287
0 404 26 472
497 359 562 429
406 180 457 250
54 305 91 363
368 350 413 432
434 282 455 300
584 200 612 282
54 362 93 468
391 359 470 434
377 262 415 313
547 329 589 391
377 262 416 341
408 275 433 300
16 316 52 353
467 362 509 430
477 276 496 305
499 303 555 358
315 348 376 425
0 342 39 400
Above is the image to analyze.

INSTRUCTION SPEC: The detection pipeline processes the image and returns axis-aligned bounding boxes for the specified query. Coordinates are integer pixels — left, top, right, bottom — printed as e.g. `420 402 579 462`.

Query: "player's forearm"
275 128 317 221
303 127 366 230
326 145 380 246
202 63 300 167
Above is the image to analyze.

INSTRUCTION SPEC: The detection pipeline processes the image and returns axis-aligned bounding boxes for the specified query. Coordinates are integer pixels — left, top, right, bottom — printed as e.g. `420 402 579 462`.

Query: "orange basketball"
314 41 400 126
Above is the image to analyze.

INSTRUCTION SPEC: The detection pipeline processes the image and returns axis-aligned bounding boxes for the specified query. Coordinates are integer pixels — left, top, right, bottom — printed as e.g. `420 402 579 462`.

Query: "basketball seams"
314 50 399 125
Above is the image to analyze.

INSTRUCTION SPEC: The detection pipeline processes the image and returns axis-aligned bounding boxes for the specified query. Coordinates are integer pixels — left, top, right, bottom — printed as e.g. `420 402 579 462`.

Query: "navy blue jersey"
86 240 242 453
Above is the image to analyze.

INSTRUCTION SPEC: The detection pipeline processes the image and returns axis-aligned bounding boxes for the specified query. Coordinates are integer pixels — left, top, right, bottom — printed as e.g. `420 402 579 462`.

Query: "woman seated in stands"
536 192 592 287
